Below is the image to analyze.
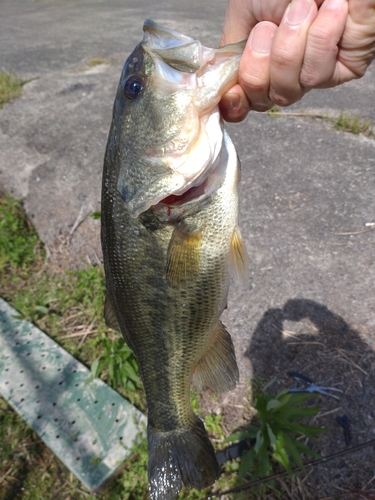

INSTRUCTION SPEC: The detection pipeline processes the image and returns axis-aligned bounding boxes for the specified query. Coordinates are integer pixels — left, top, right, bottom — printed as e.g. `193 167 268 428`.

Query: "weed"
266 105 281 118
205 412 225 440
90 334 142 393
190 389 225 442
226 378 325 485
88 57 111 67
265 108 374 136
332 111 373 135
0 70 29 108
0 399 35 462
90 211 102 220
0 195 44 273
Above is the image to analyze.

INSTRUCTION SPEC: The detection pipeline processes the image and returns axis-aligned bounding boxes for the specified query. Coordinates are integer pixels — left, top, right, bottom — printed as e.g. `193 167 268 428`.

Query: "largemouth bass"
101 19 248 499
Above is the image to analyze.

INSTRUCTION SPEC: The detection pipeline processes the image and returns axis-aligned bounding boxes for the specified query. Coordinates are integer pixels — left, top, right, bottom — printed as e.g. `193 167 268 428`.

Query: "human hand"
220 0 375 122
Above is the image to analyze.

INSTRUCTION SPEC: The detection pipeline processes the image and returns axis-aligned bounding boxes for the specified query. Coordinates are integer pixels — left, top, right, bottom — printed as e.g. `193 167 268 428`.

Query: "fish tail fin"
147 418 219 500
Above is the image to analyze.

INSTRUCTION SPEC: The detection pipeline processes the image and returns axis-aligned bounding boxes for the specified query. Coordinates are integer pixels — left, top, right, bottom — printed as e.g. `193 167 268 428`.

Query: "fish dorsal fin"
193 321 239 395
104 294 121 332
229 226 249 285
166 223 202 285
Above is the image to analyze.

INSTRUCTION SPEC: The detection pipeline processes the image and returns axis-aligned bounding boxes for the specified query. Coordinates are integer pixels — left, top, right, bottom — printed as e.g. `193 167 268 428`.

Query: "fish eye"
124 75 143 100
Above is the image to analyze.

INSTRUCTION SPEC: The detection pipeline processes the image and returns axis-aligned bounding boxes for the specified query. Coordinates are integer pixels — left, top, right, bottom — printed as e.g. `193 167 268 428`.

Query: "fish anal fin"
104 294 121 332
166 224 202 285
229 226 249 285
193 321 239 394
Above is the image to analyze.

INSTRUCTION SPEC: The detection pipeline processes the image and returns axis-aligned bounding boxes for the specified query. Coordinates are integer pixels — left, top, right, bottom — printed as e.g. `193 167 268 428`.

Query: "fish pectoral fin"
193 321 239 394
104 294 121 332
166 224 202 285
229 226 249 285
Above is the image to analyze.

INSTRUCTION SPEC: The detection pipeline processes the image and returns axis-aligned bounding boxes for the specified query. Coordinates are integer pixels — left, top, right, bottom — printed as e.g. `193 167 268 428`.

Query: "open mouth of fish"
158 147 226 208
160 182 208 207
153 130 235 220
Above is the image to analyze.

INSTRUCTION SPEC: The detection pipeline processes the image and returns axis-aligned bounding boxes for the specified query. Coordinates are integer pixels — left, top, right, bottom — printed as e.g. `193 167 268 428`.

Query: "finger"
300 0 348 88
220 0 257 45
238 22 277 112
221 0 325 45
269 0 318 106
335 0 375 82
219 85 251 122
220 0 298 45
220 22 277 121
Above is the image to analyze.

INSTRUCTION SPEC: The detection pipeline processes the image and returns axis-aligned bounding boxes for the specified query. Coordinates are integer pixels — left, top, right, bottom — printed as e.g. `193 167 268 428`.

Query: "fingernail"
250 23 276 54
223 92 240 111
285 0 312 25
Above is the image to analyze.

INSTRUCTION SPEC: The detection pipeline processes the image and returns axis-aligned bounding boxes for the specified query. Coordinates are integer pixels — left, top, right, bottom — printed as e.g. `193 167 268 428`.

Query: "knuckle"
299 68 322 88
240 71 268 93
271 44 298 71
299 50 339 88
308 23 336 50
244 79 268 94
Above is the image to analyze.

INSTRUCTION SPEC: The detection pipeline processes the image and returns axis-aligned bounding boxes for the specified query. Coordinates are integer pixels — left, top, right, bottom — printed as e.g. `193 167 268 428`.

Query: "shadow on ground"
244 298 375 497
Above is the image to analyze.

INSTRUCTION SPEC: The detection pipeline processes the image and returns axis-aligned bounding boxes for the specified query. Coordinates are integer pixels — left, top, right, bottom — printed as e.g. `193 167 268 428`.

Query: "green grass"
266 107 374 136
0 70 29 108
0 195 44 271
266 105 281 118
332 111 373 135
0 193 322 499
88 57 111 67
226 379 324 483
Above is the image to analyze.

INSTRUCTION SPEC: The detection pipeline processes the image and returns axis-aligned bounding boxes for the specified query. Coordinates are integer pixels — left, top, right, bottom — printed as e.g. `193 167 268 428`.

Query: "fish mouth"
143 19 245 98
155 143 228 213
159 177 210 207
125 112 225 218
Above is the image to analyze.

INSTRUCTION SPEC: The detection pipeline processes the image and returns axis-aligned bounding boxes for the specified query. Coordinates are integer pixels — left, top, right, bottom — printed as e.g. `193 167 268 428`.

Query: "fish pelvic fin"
229 226 249 285
148 418 219 500
166 223 202 285
193 321 239 394
104 294 121 332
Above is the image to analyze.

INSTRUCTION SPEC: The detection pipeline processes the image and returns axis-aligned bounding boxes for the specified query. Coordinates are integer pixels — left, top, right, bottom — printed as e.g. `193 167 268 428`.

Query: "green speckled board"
0 297 146 492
